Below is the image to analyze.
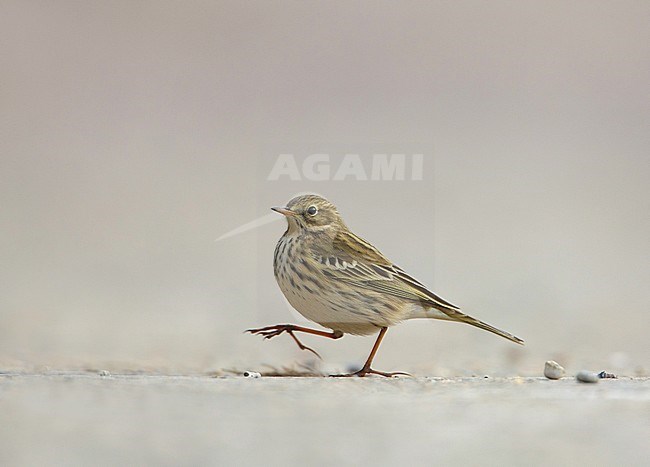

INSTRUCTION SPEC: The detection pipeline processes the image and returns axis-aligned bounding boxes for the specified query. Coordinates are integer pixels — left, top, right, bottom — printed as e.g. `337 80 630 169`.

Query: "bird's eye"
306 205 318 216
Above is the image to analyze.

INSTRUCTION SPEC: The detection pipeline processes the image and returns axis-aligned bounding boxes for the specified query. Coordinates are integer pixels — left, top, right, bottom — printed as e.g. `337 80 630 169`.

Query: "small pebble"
98 370 111 377
243 371 261 378
576 370 599 383
544 360 565 380
597 370 617 379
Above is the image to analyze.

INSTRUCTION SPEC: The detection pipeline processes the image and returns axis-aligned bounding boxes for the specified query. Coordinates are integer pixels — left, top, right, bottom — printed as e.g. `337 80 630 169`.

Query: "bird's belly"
274 266 405 335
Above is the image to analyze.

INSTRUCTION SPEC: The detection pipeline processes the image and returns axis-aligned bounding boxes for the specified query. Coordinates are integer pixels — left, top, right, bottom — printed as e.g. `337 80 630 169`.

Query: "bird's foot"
330 367 411 378
246 324 322 359
246 324 293 339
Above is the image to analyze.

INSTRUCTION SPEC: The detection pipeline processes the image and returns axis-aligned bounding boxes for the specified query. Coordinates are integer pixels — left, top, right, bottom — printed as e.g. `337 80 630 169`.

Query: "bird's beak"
271 206 297 217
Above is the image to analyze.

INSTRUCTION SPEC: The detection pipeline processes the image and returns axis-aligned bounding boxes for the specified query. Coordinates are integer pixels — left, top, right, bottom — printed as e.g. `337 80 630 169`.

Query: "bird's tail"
439 307 524 345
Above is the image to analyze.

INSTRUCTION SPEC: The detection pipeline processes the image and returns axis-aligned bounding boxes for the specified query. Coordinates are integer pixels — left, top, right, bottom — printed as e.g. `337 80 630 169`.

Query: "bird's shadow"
222 361 326 377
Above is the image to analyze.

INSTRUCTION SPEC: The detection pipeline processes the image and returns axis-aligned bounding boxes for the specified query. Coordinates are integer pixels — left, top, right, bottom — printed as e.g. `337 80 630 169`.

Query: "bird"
247 194 524 377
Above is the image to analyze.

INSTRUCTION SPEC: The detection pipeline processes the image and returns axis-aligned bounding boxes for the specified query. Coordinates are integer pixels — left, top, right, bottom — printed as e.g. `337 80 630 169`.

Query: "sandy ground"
0 372 648 467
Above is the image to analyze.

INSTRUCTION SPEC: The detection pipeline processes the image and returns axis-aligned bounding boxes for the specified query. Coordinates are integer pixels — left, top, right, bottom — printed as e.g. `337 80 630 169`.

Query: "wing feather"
308 230 524 345
310 230 461 311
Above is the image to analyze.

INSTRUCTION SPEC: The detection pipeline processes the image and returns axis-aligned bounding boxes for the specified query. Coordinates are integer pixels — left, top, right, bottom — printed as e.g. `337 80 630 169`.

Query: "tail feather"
440 308 524 345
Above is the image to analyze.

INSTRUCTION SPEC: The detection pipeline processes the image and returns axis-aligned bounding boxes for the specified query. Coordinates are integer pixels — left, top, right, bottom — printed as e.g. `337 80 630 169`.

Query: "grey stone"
576 370 599 383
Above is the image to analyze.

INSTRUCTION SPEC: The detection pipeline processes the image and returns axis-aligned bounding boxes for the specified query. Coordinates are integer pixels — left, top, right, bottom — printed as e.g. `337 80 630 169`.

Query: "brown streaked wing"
331 231 392 266
310 230 461 311
392 265 461 310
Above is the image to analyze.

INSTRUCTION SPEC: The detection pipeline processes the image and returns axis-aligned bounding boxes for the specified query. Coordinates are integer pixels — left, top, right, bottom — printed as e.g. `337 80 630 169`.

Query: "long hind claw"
286 332 322 359
246 325 322 359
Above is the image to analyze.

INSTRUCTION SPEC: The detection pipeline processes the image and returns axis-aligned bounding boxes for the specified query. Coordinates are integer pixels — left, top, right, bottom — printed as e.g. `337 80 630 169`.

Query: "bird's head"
272 194 344 233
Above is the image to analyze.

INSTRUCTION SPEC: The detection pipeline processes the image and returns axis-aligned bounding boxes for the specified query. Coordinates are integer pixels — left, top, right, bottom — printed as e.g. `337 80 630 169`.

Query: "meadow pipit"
248 194 524 377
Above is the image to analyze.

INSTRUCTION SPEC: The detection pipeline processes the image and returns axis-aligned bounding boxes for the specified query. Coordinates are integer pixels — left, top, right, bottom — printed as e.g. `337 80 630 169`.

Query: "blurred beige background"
1 1 648 375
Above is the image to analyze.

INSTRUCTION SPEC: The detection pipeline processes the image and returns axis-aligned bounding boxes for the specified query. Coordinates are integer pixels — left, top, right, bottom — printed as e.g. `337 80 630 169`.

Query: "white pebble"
576 370 599 383
544 361 565 380
243 371 261 378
